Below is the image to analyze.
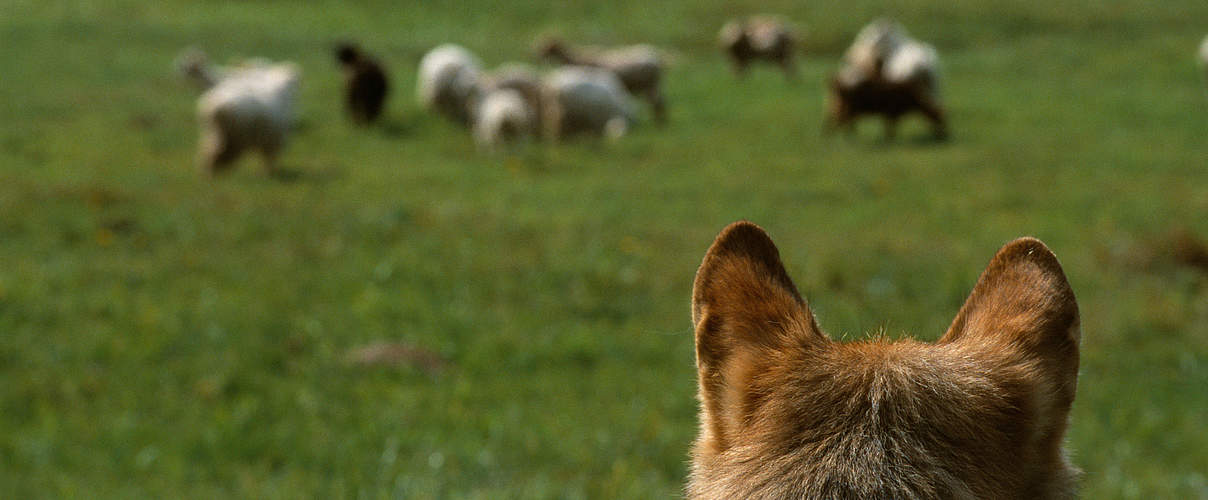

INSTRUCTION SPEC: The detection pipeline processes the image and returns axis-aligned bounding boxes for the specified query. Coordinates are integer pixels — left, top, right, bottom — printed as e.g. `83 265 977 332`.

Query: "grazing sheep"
840 18 908 85
1199 35 1208 85
718 16 799 80
536 37 667 124
472 88 536 150
335 42 390 125
826 20 947 140
416 44 482 125
541 66 634 141
471 63 545 148
194 61 301 176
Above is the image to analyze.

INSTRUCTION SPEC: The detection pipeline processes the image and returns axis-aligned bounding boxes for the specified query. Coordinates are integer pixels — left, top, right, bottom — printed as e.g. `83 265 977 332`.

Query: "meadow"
1 0 1207 498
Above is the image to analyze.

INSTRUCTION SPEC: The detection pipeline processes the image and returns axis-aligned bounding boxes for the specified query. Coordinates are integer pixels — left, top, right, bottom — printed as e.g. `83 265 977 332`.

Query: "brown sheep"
825 69 948 141
718 16 799 80
826 22 947 141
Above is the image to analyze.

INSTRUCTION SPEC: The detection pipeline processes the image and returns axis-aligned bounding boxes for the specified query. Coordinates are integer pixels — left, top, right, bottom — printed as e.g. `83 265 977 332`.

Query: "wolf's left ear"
940 237 1080 404
691 221 826 453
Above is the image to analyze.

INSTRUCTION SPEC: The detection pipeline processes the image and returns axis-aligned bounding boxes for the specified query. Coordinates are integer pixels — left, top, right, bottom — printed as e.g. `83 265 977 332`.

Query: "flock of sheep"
174 18 1208 177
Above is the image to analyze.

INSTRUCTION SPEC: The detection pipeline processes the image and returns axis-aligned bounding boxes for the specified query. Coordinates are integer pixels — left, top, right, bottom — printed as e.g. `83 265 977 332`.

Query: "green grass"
2 0 1207 498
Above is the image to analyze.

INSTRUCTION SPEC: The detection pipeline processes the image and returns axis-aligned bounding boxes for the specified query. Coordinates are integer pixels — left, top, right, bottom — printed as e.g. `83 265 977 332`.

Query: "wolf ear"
940 237 1080 405
691 221 826 453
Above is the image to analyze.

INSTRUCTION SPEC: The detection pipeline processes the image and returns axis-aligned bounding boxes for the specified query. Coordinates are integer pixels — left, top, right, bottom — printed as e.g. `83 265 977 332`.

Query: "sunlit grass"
2 1 1207 498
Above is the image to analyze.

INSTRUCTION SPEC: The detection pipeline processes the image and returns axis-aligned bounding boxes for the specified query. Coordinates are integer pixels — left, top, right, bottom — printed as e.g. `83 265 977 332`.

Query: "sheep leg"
882 116 899 141
199 129 241 176
916 97 948 140
542 98 565 142
729 56 749 77
822 109 854 137
821 115 838 136
648 89 668 125
779 54 798 81
259 141 282 176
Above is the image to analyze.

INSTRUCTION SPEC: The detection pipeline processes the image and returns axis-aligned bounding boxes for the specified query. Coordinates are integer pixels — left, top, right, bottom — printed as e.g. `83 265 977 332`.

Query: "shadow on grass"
268 163 348 184
375 116 412 138
837 131 951 151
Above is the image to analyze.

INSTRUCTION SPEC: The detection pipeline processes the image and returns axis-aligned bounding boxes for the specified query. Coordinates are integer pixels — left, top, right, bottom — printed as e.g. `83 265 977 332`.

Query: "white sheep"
884 41 940 97
536 38 667 124
194 61 300 176
541 66 634 141
416 44 482 125
471 63 545 148
839 19 939 94
473 89 536 150
175 48 277 91
840 19 908 85
175 47 231 91
1199 35 1208 85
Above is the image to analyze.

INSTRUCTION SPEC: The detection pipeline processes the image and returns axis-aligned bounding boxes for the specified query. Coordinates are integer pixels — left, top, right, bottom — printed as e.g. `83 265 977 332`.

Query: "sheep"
471 63 545 148
536 37 667 124
826 20 947 140
193 60 301 176
541 66 634 141
335 42 390 125
840 18 908 86
1199 35 1208 87
416 44 482 125
472 88 536 150
718 16 799 80
175 47 232 91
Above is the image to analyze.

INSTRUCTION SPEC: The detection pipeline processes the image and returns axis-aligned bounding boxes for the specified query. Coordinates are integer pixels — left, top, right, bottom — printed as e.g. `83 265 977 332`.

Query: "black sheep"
335 42 390 125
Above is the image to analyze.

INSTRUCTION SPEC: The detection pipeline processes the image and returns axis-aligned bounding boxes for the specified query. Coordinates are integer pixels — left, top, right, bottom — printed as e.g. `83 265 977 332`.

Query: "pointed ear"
940 237 1080 404
691 221 826 453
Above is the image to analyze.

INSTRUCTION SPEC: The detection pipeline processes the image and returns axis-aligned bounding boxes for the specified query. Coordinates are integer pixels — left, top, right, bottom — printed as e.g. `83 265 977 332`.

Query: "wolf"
689 221 1080 499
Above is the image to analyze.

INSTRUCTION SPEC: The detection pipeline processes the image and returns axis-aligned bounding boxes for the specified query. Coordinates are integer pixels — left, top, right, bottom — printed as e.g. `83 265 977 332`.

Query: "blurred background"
1 0 1206 498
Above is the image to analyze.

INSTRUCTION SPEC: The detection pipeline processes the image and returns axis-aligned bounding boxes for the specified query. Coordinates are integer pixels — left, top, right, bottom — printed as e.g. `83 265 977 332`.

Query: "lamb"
536 37 667 124
826 20 947 140
472 88 536 150
416 44 482 125
541 66 634 141
1199 35 1208 86
189 57 301 176
335 42 390 125
718 16 799 80
471 63 545 148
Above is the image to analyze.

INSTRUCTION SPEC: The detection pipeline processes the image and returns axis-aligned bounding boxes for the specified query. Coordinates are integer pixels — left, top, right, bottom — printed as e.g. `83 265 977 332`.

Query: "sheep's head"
824 75 853 127
534 37 570 62
718 21 747 50
335 42 362 66
175 47 217 90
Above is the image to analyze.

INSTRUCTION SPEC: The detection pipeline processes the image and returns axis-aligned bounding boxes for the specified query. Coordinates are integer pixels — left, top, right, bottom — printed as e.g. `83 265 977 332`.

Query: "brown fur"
689 221 1080 499
825 71 948 141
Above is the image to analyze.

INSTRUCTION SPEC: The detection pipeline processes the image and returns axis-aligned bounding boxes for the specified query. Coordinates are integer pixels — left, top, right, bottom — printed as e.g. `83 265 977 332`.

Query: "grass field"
2 0 1207 498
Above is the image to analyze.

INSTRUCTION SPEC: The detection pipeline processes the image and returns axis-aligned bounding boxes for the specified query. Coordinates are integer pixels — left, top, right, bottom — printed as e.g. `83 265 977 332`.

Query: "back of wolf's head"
688 222 1080 499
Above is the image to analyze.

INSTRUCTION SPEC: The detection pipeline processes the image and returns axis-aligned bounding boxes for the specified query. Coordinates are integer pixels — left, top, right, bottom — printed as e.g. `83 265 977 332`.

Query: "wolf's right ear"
691 221 826 453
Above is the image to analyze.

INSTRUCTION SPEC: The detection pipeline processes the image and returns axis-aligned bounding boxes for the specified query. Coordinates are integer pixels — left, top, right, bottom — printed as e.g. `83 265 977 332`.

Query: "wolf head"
689 221 1080 499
